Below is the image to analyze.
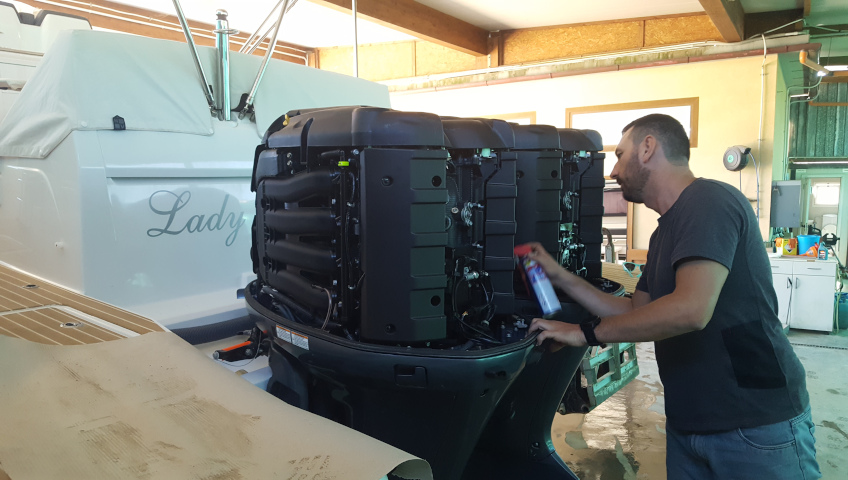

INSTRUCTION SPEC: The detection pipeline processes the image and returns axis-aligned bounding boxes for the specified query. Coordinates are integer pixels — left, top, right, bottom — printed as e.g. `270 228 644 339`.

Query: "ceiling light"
799 51 832 76
791 160 848 165
790 93 810 98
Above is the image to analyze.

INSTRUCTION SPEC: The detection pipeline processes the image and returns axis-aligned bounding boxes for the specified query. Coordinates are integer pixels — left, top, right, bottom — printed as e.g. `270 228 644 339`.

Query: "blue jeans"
666 406 821 480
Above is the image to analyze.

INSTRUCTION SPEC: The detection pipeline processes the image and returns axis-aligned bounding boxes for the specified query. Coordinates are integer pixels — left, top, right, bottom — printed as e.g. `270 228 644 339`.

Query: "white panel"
570 105 693 150
789 274 836 332
415 0 705 30
793 260 837 277
0 5 22 51
769 259 793 275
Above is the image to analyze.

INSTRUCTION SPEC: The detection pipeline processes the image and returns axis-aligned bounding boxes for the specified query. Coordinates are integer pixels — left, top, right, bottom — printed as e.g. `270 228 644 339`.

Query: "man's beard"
619 151 651 204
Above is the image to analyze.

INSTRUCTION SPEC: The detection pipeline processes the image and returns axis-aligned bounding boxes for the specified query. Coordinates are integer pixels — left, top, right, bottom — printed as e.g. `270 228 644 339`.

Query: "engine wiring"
450 263 501 345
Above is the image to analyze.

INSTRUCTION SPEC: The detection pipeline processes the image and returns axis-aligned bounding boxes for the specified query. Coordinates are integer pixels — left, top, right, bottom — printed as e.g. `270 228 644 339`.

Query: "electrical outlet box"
770 180 802 228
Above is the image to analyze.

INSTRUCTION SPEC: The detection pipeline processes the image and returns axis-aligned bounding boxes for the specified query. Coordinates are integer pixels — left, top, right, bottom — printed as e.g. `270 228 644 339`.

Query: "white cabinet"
769 257 837 332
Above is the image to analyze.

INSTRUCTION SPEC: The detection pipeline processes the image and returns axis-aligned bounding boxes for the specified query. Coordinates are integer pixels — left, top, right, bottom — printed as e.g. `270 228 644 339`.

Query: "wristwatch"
580 316 606 347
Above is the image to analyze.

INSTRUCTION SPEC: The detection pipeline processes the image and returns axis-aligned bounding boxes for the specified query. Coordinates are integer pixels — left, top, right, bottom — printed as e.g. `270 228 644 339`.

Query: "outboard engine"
246 106 612 480
559 128 607 280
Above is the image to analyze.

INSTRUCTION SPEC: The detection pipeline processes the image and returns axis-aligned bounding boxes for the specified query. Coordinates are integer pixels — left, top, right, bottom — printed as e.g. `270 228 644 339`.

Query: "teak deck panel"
0 264 163 345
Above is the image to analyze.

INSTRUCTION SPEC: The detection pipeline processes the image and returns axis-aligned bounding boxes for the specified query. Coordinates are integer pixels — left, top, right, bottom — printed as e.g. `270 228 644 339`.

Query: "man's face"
611 129 651 204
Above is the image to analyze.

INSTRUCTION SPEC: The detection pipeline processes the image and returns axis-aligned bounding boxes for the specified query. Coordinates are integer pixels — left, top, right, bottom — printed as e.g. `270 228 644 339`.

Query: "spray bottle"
514 245 562 318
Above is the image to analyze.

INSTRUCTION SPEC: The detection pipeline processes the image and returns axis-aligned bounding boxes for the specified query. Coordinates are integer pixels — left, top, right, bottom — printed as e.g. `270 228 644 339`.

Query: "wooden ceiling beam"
698 0 745 42
309 0 489 56
26 0 311 63
745 9 804 38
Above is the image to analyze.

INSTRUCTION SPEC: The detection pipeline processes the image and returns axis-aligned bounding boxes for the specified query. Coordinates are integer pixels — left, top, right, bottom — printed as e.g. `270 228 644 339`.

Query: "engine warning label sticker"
275 325 309 351
291 332 310 350
275 325 292 343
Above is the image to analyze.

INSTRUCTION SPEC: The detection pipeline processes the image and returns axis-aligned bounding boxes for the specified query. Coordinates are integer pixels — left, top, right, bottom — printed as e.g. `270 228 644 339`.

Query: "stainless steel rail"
215 10 238 121
171 0 216 115
240 0 292 119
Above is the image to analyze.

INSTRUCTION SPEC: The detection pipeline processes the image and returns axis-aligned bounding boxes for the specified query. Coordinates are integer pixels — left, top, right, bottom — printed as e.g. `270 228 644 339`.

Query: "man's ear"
639 135 658 164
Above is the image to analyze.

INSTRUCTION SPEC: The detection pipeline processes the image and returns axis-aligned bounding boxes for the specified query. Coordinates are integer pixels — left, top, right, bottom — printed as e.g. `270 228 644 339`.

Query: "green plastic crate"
559 342 639 414
582 342 640 408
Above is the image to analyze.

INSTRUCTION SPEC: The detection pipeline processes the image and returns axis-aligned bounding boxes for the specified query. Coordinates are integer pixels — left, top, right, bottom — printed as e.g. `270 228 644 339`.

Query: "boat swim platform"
0 263 164 345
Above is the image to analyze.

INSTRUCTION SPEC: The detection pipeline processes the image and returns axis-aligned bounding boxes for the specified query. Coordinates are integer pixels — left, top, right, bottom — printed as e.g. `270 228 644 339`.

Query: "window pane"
812 183 840 206
571 105 693 151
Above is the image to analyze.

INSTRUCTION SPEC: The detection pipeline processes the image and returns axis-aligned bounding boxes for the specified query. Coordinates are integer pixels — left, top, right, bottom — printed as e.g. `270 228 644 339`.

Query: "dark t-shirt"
635 178 809 432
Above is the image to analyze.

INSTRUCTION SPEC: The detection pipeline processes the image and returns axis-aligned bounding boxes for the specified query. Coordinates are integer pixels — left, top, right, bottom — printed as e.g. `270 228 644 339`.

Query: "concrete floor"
552 329 848 479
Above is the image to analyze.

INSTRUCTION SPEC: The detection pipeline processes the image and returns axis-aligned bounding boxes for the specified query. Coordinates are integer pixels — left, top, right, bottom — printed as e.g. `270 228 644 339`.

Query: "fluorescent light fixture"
799 51 832 76
791 160 848 165
790 93 810 98
826 65 848 71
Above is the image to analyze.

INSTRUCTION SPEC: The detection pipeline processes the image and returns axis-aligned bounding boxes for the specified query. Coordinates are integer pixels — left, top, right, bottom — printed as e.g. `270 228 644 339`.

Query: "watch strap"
580 316 605 347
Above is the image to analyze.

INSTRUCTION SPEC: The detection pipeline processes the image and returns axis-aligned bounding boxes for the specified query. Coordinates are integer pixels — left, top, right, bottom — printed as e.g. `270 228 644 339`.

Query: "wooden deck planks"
0 264 164 345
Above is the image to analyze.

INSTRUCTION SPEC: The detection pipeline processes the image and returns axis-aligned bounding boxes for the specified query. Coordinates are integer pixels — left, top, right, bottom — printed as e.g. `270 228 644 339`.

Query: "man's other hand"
529 318 587 350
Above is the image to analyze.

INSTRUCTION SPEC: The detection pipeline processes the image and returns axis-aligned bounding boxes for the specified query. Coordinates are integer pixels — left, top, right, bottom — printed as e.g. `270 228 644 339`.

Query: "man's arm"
530 259 729 347
630 289 651 309
524 242 640 317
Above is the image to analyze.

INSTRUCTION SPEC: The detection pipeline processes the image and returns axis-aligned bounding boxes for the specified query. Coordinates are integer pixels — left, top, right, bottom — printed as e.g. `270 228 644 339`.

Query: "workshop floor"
552 329 848 479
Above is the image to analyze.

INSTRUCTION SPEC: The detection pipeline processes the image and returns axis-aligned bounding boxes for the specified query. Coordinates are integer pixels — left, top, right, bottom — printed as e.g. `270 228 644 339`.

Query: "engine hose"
170 315 257 345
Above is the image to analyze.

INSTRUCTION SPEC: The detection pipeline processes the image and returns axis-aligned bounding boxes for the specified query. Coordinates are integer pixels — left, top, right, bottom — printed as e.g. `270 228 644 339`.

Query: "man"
526 114 820 479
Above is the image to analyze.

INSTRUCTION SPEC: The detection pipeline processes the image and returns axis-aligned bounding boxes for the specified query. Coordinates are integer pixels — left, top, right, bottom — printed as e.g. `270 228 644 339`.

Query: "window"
566 98 698 263
812 182 840 206
565 98 699 159
479 111 536 125
603 188 627 216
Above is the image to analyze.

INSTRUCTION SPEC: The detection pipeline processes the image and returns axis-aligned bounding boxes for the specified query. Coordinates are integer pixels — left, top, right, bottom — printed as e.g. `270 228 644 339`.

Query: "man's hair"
622 114 690 164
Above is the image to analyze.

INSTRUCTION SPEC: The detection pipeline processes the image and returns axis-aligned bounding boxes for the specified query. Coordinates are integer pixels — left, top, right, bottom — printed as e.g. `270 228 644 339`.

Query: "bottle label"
522 258 562 316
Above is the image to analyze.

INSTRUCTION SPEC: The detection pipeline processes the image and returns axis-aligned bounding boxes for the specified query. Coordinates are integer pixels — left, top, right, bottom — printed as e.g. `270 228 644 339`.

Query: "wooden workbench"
601 262 642 295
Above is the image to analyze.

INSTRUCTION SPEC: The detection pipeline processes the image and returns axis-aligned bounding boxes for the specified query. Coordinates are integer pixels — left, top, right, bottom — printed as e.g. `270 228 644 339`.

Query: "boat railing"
170 0 301 121
171 0 216 116
214 10 238 121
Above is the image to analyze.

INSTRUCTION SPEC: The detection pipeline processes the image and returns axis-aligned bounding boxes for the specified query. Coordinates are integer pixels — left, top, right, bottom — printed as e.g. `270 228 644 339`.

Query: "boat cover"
0 29 389 159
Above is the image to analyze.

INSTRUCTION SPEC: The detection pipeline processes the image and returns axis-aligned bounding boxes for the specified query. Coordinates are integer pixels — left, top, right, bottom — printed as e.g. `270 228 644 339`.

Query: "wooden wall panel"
644 15 723 46
317 47 355 76
502 22 643 65
314 14 736 80
361 42 416 80
317 42 416 81
415 42 479 76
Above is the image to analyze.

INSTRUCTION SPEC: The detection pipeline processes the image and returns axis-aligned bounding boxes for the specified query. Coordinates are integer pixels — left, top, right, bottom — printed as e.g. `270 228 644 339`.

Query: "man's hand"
529 318 587 349
522 242 569 285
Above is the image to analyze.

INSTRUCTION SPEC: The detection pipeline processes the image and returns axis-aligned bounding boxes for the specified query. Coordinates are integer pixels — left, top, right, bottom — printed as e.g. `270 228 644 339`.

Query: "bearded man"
525 114 820 479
